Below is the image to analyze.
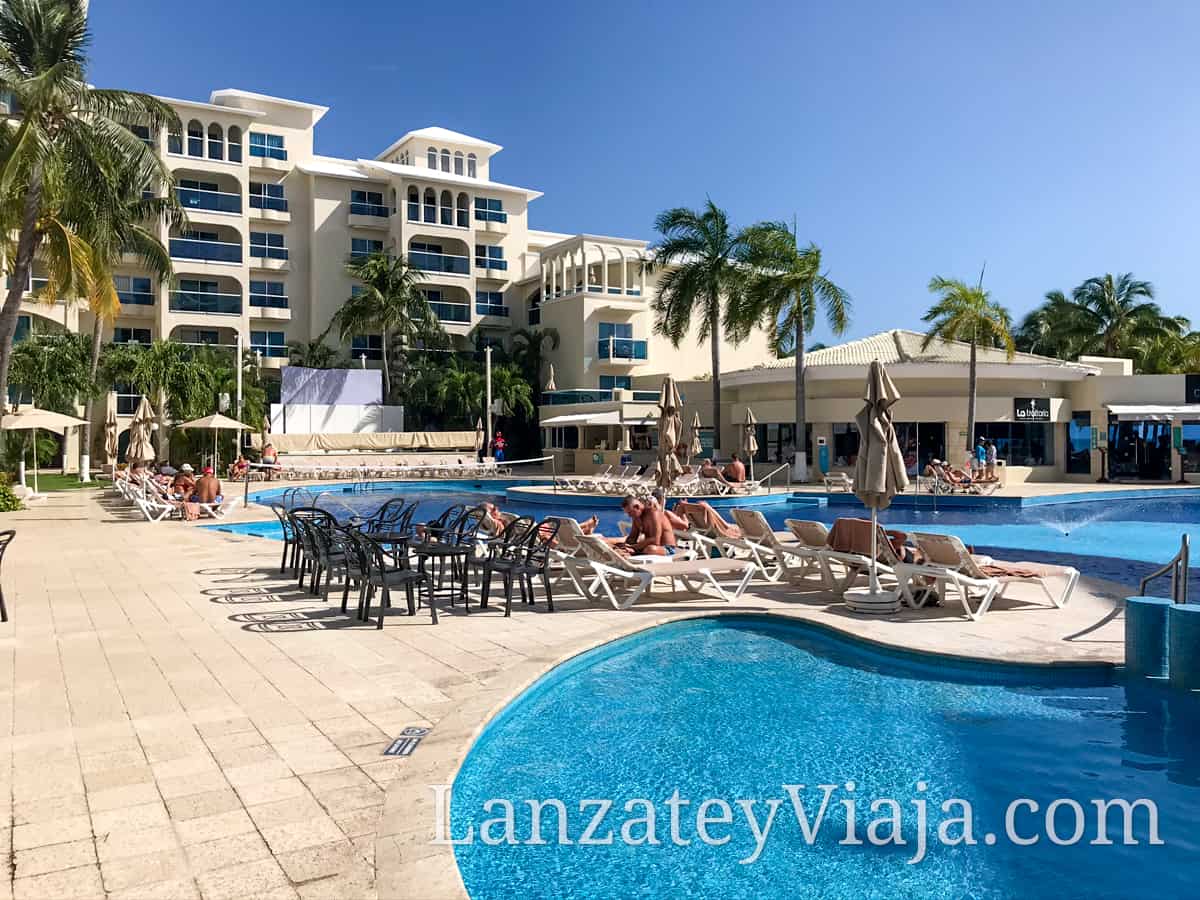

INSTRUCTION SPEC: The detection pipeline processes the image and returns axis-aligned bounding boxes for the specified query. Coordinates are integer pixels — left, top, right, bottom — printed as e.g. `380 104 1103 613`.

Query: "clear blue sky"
91 0 1200 344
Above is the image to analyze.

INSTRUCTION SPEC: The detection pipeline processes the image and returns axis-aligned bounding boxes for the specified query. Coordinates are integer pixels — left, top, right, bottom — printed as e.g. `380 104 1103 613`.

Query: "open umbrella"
1 405 88 496
126 396 157 465
742 407 759 480
687 411 703 465
103 392 119 467
850 360 910 611
544 364 557 393
176 412 248 473
656 376 683 490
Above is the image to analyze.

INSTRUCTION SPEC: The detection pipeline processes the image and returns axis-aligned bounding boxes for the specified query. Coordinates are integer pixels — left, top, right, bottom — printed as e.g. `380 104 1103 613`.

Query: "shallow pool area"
450 616 1200 899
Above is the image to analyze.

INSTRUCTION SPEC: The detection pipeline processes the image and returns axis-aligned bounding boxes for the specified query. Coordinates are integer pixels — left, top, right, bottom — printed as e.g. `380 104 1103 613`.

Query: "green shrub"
0 473 22 512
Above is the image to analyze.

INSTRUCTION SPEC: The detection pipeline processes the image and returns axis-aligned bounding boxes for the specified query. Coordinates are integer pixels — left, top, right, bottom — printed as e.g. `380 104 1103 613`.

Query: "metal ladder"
1140 534 1190 604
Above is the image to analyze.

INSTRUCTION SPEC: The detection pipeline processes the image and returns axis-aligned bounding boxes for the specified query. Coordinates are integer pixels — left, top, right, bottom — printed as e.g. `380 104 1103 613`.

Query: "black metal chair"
360 498 410 535
270 505 298 574
309 520 355 602
288 507 335 592
0 530 13 622
364 501 416 552
412 505 487 612
350 531 436 627
479 516 538 616
512 518 561 615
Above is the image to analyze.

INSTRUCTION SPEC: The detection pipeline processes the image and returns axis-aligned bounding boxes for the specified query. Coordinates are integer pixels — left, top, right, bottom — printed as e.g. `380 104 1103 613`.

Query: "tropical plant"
101 339 210 455
0 0 179 409
922 275 1015 455
648 200 757 450
286 338 344 369
328 252 441 401
741 224 850 478
1013 290 1090 359
8 330 91 412
511 326 559 395
489 362 535 421
429 356 484 425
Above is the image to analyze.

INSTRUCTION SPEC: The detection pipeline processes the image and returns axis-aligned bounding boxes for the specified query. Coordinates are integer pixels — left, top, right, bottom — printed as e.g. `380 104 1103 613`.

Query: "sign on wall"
1014 397 1051 422
1185 374 1200 403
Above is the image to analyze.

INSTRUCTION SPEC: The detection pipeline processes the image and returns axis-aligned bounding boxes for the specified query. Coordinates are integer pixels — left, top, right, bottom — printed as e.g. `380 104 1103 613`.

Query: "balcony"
475 257 508 273
169 291 242 315
542 389 614 405
597 337 648 361
249 245 288 261
349 202 391 230
475 302 508 318
250 195 288 213
177 186 241 214
118 290 155 306
474 209 508 224
429 301 470 323
249 145 287 161
410 250 470 276
249 292 290 321
170 237 242 264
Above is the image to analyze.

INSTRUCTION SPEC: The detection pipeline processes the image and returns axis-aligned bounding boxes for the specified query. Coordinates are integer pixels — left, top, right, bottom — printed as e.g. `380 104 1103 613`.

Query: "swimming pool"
450 615 1200 899
207 481 1200 595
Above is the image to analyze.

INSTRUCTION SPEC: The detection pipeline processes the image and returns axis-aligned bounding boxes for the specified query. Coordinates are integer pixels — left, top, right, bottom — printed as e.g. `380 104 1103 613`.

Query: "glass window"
250 330 288 357
440 149 450 172
467 154 477 177
250 231 287 259
406 186 419 221
473 197 507 223
351 238 383 258
113 327 151 344
248 132 286 160
598 322 633 339
227 126 242 162
977 422 1055 467
249 280 288 308
167 127 182 155
1182 423 1200 474
599 376 632 390
427 147 437 169
474 244 506 269
352 334 383 361
831 422 860 466
128 124 152 146
350 189 386 216
186 120 203 156
182 229 219 242
249 182 287 211
14 314 30 344
454 152 464 175
1067 411 1092 474
207 123 223 160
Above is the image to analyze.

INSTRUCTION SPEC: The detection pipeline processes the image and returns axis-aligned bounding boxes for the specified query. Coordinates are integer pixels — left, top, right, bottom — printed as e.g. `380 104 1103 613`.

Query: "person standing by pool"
985 439 998 481
974 438 987 478
492 431 507 462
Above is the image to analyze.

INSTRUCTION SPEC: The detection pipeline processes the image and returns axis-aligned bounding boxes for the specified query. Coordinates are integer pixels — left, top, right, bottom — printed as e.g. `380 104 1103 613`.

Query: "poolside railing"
1140 533 1189 604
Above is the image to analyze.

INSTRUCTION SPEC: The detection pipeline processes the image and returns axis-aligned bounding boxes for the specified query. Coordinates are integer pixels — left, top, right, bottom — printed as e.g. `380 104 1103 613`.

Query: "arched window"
227 126 242 163
439 189 452 225
390 187 397 214
186 120 203 156
167 125 182 155
454 151 464 176
427 147 437 169
440 149 451 172
207 123 223 160
422 187 436 223
467 154 477 178
455 192 469 228
407 186 419 221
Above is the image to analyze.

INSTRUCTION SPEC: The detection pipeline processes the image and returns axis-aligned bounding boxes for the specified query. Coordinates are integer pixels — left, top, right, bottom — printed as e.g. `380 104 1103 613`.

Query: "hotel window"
250 330 288 358
248 132 286 160
250 182 287 211
14 314 30 344
167 126 183 155
1182 422 1200 474
1067 411 1092 474
227 126 242 162
598 322 633 340
113 327 151 344
474 197 507 223
475 244 507 270
128 124 152 147
186 120 203 156
454 151 464 175
177 328 219 345
977 422 1055 467
422 187 436 223
115 275 153 305
350 189 386 216
207 123 223 160
182 229 219 242
407 186 419 221
440 149 450 172
475 290 506 316
352 334 383 361
599 376 632 391
427 147 437 169
250 280 288 309
832 422 860 465
351 238 383 259
250 231 288 259
467 153 477 177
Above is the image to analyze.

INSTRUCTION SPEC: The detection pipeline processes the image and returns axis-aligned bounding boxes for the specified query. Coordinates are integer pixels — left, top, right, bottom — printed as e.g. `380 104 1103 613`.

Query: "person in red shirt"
492 431 507 462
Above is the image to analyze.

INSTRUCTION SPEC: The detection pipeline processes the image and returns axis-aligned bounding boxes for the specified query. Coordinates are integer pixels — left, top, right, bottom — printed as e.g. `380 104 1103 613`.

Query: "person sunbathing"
650 489 689 531
612 495 675 556
722 452 747 484
674 499 741 538
698 458 731 484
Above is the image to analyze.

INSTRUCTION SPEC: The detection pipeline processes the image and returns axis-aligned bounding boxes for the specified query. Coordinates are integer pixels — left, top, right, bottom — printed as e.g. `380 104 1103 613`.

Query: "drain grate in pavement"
384 726 430 757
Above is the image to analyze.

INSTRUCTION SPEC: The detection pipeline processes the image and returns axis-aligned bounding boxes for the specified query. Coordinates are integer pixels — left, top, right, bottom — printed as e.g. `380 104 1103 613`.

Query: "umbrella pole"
869 507 879 594
32 427 38 496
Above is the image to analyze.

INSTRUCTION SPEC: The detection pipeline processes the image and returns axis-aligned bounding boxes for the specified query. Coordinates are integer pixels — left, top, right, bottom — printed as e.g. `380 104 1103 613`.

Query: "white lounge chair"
134 494 179 522
818 517 906 597
823 471 854 493
896 532 1079 621
783 519 836 588
731 508 825 583
575 535 755 609
543 516 603 598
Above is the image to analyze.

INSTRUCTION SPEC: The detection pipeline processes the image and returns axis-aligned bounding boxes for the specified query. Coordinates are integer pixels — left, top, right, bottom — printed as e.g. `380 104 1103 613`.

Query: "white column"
639 256 647 295
621 252 629 294
601 247 609 294
620 426 631 452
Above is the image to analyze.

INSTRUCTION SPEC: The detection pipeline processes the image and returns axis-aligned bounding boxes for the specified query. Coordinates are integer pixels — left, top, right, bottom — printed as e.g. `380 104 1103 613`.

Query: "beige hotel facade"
12 88 1200 483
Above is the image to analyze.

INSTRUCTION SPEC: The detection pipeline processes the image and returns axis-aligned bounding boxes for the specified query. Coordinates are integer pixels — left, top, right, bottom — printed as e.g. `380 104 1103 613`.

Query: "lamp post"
359 353 367 369
484 345 493 456
235 331 243 420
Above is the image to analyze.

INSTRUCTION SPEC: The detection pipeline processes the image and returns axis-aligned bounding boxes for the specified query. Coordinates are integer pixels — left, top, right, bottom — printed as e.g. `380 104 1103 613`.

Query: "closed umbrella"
851 360 910 611
1 405 88 496
656 376 683 490
103 392 118 467
688 411 703 465
742 407 759 480
544 364 557 393
176 412 248 472
474 418 485 453
126 396 156 465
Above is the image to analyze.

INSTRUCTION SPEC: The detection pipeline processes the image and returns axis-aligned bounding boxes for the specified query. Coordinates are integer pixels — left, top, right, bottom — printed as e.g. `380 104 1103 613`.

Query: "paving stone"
14 838 96 878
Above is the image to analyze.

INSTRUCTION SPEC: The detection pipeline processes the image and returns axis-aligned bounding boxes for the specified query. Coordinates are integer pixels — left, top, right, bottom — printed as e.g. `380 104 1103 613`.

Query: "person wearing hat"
192 466 222 506
170 463 196 500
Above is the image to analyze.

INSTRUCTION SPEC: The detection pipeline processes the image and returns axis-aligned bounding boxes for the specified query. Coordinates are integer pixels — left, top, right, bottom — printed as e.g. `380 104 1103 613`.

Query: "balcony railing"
632 390 660 402
587 284 642 297
177 186 241 214
475 257 508 272
249 145 287 161
250 195 288 212
597 337 648 361
350 202 389 217
169 237 242 263
118 290 155 306
249 293 289 309
410 250 470 275
250 244 289 261
543 389 614 405
169 290 242 315
474 209 508 224
251 345 289 358
475 302 509 317
430 301 470 323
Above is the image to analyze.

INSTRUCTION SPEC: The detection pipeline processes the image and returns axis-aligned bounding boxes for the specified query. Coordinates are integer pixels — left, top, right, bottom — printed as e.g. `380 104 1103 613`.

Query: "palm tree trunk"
380 329 391 401
0 162 45 421
78 316 104 480
965 339 978 458
709 304 722 452
793 310 808 482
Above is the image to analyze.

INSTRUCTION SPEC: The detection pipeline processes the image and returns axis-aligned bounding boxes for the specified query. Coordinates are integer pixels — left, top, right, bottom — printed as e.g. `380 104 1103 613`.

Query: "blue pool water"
208 481 1200 594
450 616 1200 899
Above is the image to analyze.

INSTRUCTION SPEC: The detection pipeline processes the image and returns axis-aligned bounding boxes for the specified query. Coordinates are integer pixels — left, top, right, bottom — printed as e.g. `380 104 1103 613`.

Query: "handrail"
759 463 789 492
1140 533 1189 604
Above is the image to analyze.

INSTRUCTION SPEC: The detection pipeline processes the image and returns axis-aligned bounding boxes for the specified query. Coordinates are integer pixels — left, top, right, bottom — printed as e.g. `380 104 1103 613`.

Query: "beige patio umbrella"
125 396 157 465
687 411 703 465
852 360 910 606
544 364 557 393
742 407 759 480
1 405 88 495
656 376 683 490
103 392 119 467
474 417 485 453
176 412 248 472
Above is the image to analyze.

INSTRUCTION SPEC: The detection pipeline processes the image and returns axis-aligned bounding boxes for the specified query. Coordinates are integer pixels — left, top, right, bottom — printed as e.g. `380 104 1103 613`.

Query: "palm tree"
9 330 91 413
922 275 1015 456
102 339 210 456
431 357 484 425
0 0 179 408
648 200 756 451
1069 273 1173 358
286 338 344 369
329 252 440 401
742 224 850 479
70 151 184 477
1013 290 1090 359
511 325 560 397
489 363 535 421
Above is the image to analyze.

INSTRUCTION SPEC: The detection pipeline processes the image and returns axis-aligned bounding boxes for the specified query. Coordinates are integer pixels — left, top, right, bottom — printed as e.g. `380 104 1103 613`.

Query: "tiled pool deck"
0 481 1151 898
